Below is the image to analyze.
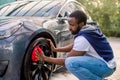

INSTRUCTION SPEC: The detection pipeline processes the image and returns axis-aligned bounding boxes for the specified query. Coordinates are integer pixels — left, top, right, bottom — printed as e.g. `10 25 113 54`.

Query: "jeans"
65 56 115 80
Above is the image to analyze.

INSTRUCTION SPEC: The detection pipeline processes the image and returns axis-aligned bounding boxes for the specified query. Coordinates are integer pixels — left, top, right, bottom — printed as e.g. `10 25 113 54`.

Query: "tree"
77 0 120 37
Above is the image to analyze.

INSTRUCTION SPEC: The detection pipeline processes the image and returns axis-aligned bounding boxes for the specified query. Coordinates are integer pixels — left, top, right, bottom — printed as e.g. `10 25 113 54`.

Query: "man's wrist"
52 48 57 52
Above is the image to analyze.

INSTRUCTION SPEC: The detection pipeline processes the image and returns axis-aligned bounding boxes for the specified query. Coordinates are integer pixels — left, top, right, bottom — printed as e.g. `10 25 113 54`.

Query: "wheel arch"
20 28 57 79
26 28 57 57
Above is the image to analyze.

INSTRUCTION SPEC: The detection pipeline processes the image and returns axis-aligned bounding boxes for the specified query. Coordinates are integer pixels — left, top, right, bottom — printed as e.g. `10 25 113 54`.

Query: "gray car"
0 0 93 80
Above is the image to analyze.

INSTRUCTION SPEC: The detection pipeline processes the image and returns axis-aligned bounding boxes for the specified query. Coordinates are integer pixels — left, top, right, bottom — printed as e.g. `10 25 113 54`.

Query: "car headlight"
0 20 22 39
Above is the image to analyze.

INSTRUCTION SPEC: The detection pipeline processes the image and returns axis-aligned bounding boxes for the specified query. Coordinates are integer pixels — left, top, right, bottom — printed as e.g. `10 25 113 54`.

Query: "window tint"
9 5 24 16
57 2 76 17
43 5 61 17
12 1 39 16
0 6 9 16
24 1 50 16
58 1 92 21
7 0 60 17
0 1 30 16
33 1 60 17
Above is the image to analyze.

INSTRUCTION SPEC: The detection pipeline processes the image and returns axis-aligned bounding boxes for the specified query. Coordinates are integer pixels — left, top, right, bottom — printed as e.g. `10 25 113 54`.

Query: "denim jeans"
65 56 115 80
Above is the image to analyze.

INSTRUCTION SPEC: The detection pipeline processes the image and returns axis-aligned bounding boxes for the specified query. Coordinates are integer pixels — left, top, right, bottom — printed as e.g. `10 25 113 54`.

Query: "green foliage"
77 0 120 37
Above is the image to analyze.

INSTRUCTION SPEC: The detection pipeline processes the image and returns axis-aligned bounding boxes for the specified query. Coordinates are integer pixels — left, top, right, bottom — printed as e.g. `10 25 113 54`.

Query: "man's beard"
71 26 81 35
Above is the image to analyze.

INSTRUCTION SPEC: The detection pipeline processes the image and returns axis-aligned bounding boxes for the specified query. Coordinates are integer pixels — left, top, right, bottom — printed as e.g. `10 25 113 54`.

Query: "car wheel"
23 38 54 80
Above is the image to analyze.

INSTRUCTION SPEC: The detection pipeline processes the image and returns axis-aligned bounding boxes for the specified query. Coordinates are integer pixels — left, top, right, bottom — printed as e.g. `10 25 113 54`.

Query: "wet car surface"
0 0 93 80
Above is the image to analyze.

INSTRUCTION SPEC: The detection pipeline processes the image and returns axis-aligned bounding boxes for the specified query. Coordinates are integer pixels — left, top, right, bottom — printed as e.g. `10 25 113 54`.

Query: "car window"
9 5 25 16
58 2 76 17
23 1 51 16
4 0 61 17
0 6 10 16
11 1 40 16
0 1 30 16
57 1 92 21
41 4 61 17
33 1 60 17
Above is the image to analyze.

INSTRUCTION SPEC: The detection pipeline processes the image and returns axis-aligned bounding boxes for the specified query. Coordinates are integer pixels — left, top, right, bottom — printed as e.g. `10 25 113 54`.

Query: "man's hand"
36 49 44 62
47 39 56 52
33 46 45 62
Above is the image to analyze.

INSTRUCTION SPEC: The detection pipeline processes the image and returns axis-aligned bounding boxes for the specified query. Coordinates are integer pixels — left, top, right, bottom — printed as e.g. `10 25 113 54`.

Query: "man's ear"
79 22 84 27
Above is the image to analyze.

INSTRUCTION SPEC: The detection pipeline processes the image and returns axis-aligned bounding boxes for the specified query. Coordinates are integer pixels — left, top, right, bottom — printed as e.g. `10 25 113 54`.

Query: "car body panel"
0 16 72 79
0 0 93 80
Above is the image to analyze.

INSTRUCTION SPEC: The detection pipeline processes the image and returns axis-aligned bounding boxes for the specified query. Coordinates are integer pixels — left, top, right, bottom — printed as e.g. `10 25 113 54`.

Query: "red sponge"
31 46 43 62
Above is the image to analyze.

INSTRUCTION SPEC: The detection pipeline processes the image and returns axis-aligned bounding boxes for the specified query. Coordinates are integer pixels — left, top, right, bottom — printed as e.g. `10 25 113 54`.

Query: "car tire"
23 38 54 80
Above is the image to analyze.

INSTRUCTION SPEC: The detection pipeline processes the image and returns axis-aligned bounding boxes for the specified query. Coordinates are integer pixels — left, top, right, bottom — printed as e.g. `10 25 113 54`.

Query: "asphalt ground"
50 38 120 80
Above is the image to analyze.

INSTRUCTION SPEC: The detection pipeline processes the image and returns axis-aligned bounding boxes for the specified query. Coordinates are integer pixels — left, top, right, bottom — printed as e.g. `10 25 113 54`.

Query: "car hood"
0 16 53 39
0 16 52 27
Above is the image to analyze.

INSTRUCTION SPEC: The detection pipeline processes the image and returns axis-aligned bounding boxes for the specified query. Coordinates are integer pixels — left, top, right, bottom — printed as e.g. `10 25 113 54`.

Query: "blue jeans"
65 56 115 80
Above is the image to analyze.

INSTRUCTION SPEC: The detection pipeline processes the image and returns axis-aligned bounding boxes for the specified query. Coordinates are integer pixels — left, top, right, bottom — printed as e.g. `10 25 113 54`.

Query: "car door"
51 1 78 58
56 1 93 47
56 2 76 48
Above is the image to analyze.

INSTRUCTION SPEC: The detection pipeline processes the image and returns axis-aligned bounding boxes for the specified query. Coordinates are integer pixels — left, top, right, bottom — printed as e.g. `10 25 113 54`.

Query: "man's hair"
69 10 87 25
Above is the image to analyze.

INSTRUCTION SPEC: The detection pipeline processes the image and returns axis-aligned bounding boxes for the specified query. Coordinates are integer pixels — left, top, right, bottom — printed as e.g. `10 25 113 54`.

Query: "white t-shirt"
73 36 116 69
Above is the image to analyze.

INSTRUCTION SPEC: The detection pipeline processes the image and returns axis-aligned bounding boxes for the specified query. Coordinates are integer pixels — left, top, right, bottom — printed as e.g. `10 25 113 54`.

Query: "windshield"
0 0 61 17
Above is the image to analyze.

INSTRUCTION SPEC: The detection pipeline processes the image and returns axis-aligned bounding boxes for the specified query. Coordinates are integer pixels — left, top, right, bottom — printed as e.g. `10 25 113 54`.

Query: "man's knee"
65 56 89 71
65 57 72 67
65 57 77 71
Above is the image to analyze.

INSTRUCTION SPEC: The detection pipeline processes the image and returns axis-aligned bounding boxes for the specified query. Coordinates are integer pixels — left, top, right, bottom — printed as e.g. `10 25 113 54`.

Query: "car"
0 0 93 80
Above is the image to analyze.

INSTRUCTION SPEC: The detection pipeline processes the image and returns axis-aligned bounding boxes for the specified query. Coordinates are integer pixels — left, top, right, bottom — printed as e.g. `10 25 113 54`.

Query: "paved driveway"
106 38 120 80
50 38 120 80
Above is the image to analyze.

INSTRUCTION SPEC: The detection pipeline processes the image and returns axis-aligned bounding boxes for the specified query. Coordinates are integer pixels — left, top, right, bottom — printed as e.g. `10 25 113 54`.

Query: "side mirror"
57 17 68 24
57 11 69 24
64 12 69 17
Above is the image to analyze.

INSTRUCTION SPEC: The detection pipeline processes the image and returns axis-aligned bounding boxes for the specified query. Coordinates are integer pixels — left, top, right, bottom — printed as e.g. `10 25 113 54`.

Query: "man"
36 10 116 80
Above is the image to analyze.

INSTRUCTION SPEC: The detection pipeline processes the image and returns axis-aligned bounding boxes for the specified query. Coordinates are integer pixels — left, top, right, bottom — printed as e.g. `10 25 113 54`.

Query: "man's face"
68 17 81 35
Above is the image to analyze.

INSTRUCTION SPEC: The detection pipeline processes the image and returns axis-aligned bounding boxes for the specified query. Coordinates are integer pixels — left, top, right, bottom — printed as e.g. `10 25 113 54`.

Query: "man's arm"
54 43 73 52
67 49 85 57
41 49 85 66
47 39 73 52
40 49 85 66
44 56 65 65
